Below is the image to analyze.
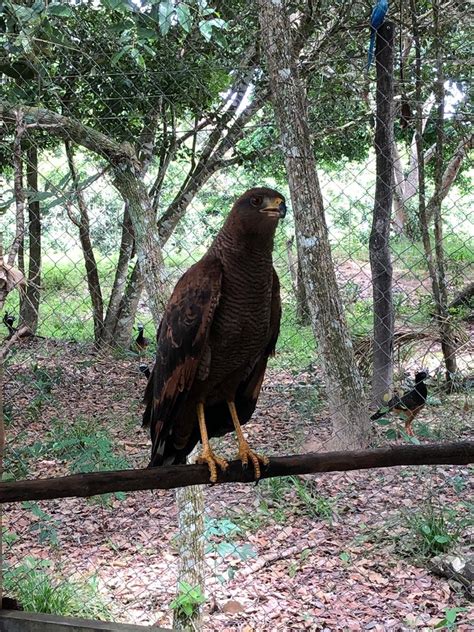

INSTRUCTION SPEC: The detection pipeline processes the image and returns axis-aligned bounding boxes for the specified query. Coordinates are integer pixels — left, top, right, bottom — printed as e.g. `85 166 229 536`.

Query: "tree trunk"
65 142 104 343
113 262 144 349
369 22 395 406
430 0 458 385
411 0 457 387
20 145 41 332
296 256 310 326
286 237 310 325
8 111 26 268
99 205 135 348
258 0 369 449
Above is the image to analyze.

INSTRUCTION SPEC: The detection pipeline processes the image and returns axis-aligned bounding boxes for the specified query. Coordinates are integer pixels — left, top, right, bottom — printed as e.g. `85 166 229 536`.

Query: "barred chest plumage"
203 238 274 395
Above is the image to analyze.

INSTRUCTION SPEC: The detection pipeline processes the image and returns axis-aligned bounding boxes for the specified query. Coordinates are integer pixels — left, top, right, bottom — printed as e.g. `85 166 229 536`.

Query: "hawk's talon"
197 449 228 483
236 441 268 480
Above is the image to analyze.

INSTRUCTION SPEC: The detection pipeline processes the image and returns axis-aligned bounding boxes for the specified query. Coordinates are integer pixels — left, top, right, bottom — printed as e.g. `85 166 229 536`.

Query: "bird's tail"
148 440 189 468
366 29 376 71
370 394 398 420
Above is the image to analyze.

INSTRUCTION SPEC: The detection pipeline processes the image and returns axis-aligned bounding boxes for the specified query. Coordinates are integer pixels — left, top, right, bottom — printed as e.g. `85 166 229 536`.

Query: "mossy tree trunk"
258 0 369 449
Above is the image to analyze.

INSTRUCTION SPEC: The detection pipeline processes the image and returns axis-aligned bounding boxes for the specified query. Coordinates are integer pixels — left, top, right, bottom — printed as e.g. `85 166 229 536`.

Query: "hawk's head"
232 187 286 236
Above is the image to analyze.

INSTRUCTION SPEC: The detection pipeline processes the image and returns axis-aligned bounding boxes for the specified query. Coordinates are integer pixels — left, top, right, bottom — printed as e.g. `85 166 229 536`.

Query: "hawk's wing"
143 256 222 463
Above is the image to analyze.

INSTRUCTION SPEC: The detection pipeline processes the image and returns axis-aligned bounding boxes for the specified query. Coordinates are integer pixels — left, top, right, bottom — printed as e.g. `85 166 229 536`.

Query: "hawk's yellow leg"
228 401 269 479
196 402 228 483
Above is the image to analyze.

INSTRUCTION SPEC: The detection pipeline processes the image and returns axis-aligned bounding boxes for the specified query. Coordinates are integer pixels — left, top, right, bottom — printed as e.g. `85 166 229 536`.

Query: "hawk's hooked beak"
260 197 287 219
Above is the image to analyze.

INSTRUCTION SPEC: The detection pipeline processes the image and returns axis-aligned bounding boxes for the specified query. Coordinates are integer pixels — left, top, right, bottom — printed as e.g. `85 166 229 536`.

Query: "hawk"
143 187 286 481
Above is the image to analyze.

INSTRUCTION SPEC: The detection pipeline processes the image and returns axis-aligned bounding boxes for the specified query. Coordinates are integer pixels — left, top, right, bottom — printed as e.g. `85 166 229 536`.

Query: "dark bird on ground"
135 323 150 353
3 312 17 339
142 187 286 482
371 371 429 436
367 0 389 71
139 363 151 380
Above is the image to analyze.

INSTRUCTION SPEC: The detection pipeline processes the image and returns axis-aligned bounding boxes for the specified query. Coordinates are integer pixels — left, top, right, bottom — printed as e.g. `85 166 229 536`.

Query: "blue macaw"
367 0 389 71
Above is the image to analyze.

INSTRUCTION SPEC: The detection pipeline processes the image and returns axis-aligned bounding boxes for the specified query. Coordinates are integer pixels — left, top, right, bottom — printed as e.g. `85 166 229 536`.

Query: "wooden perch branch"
0 442 472 504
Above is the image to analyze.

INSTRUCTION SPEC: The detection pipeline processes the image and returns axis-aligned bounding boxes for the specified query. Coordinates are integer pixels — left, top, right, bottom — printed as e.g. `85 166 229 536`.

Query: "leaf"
11 5 36 23
385 428 398 440
110 46 132 66
434 535 450 544
130 47 146 69
215 542 236 558
103 0 131 10
199 18 227 41
158 0 174 35
137 27 157 40
176 3 192 32
236 544 257 560
46 4 74 17
375 417 392 426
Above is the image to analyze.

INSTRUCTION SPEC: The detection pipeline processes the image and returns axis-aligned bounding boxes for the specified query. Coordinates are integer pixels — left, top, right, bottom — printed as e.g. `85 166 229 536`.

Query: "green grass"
402 501 467 559
273 305 316 371
4 557 111 620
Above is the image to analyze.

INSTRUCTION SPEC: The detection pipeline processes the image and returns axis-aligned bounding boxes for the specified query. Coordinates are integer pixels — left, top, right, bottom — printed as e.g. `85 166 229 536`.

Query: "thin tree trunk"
65 142 104 343
100 205 135 348
410 0 457 388
20 145 41 332
258 0 369 449
113 262 144 349
8 111 26 268
369 22 395 406
430 0 458 385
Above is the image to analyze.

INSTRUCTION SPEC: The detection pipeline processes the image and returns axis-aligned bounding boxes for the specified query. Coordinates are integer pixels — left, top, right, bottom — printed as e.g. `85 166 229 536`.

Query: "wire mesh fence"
0 0 473 630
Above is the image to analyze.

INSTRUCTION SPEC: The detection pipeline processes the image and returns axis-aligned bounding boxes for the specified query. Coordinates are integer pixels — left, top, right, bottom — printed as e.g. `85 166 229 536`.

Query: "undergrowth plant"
3 557 111 620
404 501 465 558
258 475 335 523
170 581 206 620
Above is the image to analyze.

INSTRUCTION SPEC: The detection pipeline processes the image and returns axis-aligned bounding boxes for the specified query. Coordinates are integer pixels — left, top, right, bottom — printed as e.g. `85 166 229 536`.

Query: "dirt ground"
3 337 473 631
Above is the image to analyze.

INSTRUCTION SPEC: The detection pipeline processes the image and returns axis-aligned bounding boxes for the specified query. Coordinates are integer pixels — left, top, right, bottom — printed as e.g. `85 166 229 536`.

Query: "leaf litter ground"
3 338 473 630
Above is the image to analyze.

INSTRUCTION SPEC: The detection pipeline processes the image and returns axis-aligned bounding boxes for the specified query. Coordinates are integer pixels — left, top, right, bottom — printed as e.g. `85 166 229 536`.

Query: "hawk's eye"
250 195 263 207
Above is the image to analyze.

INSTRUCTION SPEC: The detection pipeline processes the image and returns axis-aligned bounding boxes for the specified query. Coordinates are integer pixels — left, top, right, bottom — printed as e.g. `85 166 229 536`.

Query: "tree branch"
1 442 472 503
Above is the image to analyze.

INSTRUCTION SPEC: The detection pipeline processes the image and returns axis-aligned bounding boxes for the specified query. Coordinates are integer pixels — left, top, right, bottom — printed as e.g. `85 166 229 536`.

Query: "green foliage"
405 502 465 558
22 502 60 547
48 417 129 474
4 417 129 508
434 607 467 630
290 476 335 520
170 581 206 619
258 476 335 523
3 557 111 619
204 517 257 582
289 383 323 420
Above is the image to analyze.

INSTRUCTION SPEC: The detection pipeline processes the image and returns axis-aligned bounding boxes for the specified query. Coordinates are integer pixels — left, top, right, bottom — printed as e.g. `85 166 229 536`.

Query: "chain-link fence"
1 0 473 630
